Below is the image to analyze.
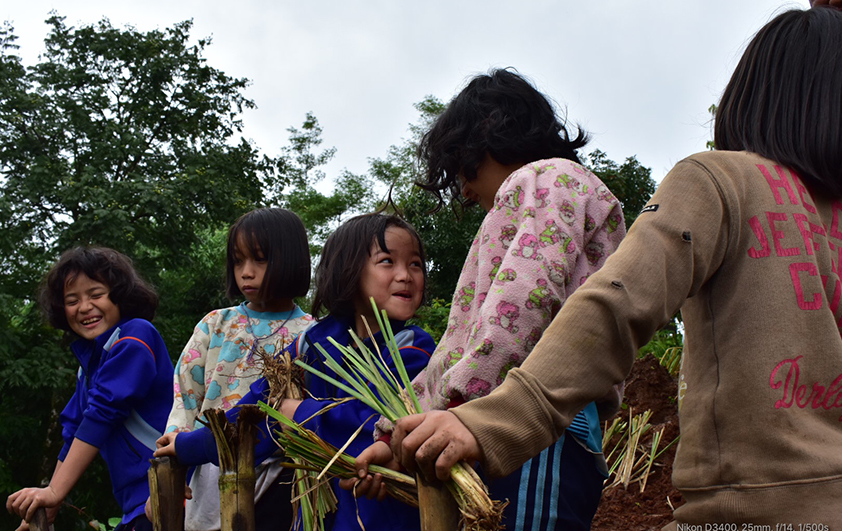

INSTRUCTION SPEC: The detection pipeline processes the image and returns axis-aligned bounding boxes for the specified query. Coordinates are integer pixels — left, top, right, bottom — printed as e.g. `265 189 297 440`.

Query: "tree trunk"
147 456 187 531
416 474 460 531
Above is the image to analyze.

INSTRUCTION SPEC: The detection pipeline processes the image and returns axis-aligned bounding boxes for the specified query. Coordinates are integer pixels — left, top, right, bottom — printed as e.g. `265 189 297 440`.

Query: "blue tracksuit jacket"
59 318 173 524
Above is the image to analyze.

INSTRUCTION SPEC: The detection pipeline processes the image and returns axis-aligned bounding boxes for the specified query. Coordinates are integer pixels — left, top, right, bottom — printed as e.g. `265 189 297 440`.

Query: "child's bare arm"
6 439 98 522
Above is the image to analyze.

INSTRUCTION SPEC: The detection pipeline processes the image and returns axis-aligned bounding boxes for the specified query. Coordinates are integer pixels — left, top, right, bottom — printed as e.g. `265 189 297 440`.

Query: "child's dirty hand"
154 432 178 457
392 411 482 483
338 440 394 500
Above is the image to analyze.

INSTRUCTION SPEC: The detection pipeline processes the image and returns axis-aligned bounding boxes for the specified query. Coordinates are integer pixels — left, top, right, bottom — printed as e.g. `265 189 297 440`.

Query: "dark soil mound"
592 354 683 531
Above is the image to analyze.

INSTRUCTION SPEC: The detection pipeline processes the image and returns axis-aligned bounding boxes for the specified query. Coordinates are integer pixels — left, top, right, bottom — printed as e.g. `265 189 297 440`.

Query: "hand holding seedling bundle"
294 299 504 531
391 410 483 483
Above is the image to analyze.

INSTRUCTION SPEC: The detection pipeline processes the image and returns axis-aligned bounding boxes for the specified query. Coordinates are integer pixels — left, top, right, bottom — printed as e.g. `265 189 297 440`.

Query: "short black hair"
40 246 159 332
417 68 589 209
311 214 427 320
226 208 311 302
715 7 842 198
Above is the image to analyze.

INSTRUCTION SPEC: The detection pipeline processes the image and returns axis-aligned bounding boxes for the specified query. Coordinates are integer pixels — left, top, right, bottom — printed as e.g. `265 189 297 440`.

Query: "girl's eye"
65 299 78 307
378 257 393 264
411 260 423 268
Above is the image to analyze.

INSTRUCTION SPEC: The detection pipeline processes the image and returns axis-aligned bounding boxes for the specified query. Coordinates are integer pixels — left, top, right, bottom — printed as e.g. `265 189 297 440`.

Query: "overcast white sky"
5 0 810 184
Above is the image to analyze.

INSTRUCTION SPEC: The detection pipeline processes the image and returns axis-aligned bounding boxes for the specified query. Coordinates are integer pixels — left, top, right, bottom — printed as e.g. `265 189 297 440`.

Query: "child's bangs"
232 226 266 259
373 224 392 255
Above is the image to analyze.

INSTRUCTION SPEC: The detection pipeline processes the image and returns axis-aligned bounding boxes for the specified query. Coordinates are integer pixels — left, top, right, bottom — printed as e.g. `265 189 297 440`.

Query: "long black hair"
417 68 589 210
715 7 842 198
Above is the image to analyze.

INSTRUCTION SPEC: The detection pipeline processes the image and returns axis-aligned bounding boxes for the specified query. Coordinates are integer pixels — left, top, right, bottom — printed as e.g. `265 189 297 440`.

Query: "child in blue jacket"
6 247 173 531
157 214 435 531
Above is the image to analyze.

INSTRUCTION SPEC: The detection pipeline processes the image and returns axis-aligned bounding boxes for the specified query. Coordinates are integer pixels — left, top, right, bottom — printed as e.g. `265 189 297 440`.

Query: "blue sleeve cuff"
175 428 219 467
57 442 71 462
174 379 272 468
244 378 270 404
73 417 114 449
292 398 326 432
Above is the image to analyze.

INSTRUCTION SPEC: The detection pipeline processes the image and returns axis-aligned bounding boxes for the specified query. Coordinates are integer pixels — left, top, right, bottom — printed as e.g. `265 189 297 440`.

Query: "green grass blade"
315 340 382 402
373 302 422 413
315 334 409 421
317 415 374 480
352 318 404 395
294 357 397 422
328 336 401 414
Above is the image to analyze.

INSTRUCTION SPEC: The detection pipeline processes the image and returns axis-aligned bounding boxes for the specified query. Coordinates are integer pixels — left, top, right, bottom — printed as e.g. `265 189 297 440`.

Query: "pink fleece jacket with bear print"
413 158 625 413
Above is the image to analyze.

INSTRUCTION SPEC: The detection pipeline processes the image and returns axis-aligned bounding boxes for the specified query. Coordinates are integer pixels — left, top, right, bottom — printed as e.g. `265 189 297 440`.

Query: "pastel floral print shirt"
414 159 625 412
166 305 312 432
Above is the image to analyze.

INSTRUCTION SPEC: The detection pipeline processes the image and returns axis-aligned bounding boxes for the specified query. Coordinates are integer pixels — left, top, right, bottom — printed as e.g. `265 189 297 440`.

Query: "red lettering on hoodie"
768 212 800 257
757 164 799 206
791 169 817 214
747 216 771 259
770 356 842 420
792 213 825 257
831 201 842 241
790 262 822 310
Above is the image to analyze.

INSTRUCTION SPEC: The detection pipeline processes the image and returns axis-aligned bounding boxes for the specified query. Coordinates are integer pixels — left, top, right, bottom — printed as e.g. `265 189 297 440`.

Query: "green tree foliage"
0 17 272 292
585 149 657 227
279 112 375 256
707 104 717 150
0 16 264 527
369 96 485 303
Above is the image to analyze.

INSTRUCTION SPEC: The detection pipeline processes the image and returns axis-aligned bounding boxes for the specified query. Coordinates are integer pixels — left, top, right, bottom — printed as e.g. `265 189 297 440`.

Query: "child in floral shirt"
355 69 626 530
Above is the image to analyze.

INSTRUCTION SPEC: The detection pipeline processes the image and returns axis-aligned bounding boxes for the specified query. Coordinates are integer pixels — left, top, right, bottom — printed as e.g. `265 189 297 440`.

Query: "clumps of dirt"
591 354 683 531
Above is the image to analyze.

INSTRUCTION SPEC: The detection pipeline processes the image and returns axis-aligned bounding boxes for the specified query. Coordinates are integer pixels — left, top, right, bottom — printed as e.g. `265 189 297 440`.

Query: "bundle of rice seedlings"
658 346 683 377
259 402 419 508
256 342 306 408
293 298 505 531
256 344 338 530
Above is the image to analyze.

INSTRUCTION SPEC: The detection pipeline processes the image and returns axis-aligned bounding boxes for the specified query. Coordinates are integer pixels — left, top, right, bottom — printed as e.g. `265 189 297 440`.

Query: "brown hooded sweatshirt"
453 150 842 527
